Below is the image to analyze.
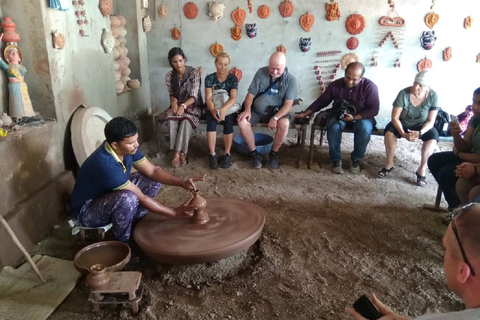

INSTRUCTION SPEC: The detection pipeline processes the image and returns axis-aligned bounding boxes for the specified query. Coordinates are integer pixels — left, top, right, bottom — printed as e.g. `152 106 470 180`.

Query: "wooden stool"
88 271 143 315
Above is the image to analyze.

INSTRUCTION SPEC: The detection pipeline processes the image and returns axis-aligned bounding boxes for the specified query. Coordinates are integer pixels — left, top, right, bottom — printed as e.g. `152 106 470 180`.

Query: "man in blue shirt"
71 117 200 244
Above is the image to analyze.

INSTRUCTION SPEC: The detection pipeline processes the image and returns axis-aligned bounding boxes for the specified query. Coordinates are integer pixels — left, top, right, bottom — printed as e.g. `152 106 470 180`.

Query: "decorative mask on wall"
99 0 113 17
425 12 439 29
229 67 243 82
464 16 473 29
257 5 270 19
299 37 311 52
231 25 242 41
210 43 224 57
325 1 340 21
420 30 436 50
184 2 198 20
209 2 225 22
345 14 366 35
300 12 315 32
245 23 257 38
277 45 286 54
171 27 181 40
52 30 66 50
443 47 452 61
231 7 246 26
158 5 168 18
417 57 432 72
346 37 359 50
279 0 294 18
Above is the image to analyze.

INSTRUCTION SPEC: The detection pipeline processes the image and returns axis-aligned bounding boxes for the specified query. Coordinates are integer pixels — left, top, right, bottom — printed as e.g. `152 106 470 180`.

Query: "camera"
333 99 356 121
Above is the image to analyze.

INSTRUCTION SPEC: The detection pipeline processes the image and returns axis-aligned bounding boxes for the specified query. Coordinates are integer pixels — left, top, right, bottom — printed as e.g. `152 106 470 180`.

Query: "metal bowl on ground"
73 241 131 273
233 133 274 156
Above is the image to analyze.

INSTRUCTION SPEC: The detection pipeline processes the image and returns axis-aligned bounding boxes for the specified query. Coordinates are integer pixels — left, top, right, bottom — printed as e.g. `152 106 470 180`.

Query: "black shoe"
209 154 218 169
252 152 262 168
221 153 232 169
269 152 279 169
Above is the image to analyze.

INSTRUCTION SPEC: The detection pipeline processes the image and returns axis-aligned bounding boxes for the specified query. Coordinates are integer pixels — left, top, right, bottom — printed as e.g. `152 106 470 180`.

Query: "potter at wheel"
133 196 265 264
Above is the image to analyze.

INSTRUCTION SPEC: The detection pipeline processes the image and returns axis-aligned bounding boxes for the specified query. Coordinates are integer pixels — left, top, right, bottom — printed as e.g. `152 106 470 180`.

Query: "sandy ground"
30 129 463 320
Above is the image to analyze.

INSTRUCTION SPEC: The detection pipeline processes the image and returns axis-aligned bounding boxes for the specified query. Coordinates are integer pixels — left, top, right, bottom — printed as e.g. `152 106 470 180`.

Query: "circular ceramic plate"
71 106 112 166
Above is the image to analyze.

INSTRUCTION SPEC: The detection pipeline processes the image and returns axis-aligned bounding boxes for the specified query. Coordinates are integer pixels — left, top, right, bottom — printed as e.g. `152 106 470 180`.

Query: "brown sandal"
180 153 187 166
171 152 181 168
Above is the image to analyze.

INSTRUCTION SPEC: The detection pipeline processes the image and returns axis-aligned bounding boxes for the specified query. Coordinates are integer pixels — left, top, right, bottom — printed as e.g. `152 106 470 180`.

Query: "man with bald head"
297 62 379 174
237 51 297 169
348 203 480 319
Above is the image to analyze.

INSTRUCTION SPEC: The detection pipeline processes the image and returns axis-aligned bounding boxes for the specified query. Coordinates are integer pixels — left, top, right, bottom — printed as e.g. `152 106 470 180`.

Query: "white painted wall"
147 0 480 128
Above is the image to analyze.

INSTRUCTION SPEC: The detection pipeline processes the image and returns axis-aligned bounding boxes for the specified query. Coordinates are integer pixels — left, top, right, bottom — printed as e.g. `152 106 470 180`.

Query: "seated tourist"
378 70 439 187
455 162 480 205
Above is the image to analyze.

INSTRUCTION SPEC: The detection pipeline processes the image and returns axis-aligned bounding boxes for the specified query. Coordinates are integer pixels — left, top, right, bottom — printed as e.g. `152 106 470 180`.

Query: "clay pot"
279 0 294 18
188 190 209 224
117 15 126 27
116 81 125 93
183 2 198 20
231 7 246 26
111 27 120 37
257 5 270 19
117 27 127 37
1 113 12 127
99 0 113 17
118 36 127 45
113 48 120 60
110 15 120 28
86 264 110 290
127 79 141 89
1 17 20 43
121 66 131 77
171 27 181 40
300 12 315 32
114 71 121 81
345 14 366 35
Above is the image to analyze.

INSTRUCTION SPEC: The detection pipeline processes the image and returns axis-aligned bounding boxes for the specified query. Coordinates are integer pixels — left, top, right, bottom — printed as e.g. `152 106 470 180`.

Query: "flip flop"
378 167 394 178
416 172 428 187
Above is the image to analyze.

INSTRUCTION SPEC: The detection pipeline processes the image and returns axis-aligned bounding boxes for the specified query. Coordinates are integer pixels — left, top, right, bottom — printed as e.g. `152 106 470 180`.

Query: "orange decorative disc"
346 37 359 50
231 7 246 26
257 5 270 19
345 14 366 35
425 12 439 29
229 67 243 82
184 2 198 20
279 0 294 18
464 16 473 29
417 57 432 72
231 25 242 41
276 45 286 54
210 43 224 57
340 53 359 69
171 27 181 40
379 16 405 27
300 12 315 32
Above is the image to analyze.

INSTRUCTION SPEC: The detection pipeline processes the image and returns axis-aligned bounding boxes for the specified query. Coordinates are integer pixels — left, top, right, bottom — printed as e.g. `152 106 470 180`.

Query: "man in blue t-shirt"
71 117 200 244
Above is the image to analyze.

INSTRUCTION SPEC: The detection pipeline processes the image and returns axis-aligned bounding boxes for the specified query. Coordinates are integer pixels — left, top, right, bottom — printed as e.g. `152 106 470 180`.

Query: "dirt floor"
30 129 464 320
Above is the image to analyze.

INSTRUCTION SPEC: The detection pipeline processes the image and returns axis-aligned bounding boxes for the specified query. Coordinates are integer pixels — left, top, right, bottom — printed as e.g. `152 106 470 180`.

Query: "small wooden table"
88 271 143 315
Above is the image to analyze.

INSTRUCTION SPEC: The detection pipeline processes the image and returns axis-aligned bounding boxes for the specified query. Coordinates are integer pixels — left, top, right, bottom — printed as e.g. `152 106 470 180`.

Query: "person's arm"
356 81 380 119
419 109 438 136
453 121 473 152
347 293 412 320
391 107 407 137
300 85 334 117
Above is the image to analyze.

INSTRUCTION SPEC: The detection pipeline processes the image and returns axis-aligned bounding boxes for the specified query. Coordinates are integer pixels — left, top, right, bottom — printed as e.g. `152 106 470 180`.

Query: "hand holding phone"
450 114 459 126
353 295 382 320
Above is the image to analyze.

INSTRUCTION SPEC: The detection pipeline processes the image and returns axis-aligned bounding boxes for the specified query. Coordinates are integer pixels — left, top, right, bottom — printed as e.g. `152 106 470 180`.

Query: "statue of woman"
0 33 36 119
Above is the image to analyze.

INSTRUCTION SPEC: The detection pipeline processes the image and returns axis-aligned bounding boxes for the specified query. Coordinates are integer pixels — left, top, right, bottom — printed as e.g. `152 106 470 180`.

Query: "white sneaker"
331 160 344 174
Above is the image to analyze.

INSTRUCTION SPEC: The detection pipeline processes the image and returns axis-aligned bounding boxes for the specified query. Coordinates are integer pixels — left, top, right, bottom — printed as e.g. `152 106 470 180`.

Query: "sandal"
416 171 428 187
378 167 394 178
171 152 181 168
180 153 187 166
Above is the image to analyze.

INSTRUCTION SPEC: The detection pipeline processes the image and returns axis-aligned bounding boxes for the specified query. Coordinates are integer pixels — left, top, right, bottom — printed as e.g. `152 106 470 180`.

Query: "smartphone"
450 114 459 126
353 295 382 320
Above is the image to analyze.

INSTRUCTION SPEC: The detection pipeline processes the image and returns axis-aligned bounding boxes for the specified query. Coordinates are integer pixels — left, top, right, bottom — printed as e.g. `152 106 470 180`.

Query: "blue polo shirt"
71 141 146 218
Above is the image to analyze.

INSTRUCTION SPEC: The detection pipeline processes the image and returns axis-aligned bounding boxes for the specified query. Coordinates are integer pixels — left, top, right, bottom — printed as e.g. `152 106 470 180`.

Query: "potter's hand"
173 205 196 219
181 176 205 191
455 162 475 179
347 293 412 320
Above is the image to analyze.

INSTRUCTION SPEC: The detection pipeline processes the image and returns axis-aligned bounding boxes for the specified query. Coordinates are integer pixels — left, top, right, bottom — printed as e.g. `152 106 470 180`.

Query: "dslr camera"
333 99 357 121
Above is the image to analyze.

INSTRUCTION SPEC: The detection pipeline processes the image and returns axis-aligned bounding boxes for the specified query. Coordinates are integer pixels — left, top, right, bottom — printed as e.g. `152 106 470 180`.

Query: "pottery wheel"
133 197 265 264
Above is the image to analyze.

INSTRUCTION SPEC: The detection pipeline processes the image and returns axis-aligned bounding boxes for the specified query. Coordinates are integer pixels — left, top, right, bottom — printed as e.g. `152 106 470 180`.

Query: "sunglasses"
448 205 476 276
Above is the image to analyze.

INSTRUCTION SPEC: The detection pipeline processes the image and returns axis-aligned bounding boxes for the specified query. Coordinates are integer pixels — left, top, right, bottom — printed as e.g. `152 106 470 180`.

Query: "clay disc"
134 197 265 264
341 53 359 69
345 14 366 35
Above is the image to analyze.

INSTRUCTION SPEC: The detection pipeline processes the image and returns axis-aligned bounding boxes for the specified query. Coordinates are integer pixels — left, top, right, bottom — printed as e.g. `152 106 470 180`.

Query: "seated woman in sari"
378 70 439 187
165 47 203 167
0 33 35 120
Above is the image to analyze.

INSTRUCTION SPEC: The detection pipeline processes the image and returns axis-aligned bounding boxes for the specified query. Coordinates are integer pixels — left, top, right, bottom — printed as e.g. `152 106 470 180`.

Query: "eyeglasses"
448 205 476 276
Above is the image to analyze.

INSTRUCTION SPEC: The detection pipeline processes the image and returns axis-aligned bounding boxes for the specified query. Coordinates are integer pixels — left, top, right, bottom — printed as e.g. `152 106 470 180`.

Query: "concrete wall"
148 0 480 128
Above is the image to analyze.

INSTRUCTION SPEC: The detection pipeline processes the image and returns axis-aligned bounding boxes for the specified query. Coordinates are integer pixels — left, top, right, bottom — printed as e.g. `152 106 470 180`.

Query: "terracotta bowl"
74 241 131 274
233 133 273 156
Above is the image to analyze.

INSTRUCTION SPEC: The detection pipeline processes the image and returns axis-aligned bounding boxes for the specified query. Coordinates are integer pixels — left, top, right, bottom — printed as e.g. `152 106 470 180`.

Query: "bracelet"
181 103 186 109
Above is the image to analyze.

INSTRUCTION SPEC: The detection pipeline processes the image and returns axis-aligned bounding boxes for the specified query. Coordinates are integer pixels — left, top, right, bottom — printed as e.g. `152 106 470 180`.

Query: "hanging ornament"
245 23 257 38
52 30 66 49
277 45 286 54
379 16 405 27
209 2 225 22
99 0 113 17
210 43 224 57
378 31 399 48
247 0 253 14
143 15 152 32
72 1 88 36
158 5 168 18
231 7 246 26
279 0 294 18
340 53 359 69
346 37 359 50
420 30 436 50
345 14 366 35
425 12 439 29
300 12 315 32
257 5 270 19
325 0 341 21
183 2 198 20
229 67 243 82
443 47 452 61
101 28 114 53
464 16 473 29
171 27 181 40
231 25 242 41
299 37 311 52
417 57 432 72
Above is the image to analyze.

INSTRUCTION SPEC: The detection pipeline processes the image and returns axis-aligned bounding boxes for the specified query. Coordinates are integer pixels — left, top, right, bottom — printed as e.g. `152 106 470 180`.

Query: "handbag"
212 84 241 116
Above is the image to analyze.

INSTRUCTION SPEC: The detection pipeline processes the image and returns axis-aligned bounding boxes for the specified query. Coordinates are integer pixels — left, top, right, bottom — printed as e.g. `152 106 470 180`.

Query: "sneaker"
350 159 361 174
269 152 279 169
209 154 218 169
252 152 262 168
331 160 344 174
221 153 232 169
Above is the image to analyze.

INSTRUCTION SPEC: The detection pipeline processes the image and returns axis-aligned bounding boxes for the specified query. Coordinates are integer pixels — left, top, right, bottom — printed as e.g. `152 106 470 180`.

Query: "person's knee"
277 118 289 131
238 118 250 130
116 190 139 208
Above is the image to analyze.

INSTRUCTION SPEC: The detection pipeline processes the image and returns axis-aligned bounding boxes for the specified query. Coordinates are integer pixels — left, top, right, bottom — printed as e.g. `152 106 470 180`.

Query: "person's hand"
171 102 179 115
406 129 420 141
173 204 196 219
177 104 185 116
455 162 475 179
295 112 307 118
449 121 462 136
180 176 205 191
218 108 226 121
268 117 278 130
237 111 251 122
209 108 220 121
347 293 412 320
343 113 355 122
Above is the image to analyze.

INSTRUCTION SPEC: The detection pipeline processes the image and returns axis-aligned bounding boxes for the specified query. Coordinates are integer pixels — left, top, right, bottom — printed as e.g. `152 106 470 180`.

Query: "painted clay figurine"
325 1 340 21
464 16 473 29
299 37 312 52
208 2 225 22
0 33 36 119
420 30 436 50
443 47 452 61
231 25 242 41
245 23 257 38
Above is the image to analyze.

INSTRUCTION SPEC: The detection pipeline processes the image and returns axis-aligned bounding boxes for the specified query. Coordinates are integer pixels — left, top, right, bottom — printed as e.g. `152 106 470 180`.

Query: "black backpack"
434 108 451 136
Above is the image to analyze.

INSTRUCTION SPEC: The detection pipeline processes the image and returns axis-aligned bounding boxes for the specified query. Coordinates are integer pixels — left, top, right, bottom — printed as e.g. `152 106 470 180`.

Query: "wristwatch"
273 116 279 121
